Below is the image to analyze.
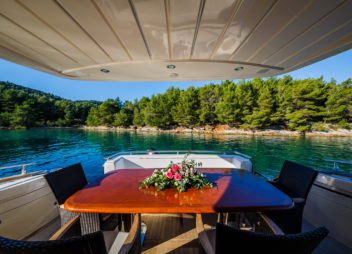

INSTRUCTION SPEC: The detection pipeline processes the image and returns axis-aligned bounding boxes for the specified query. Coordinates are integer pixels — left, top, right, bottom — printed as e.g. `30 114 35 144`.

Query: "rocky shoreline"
82 125 352 137
2 125 351 137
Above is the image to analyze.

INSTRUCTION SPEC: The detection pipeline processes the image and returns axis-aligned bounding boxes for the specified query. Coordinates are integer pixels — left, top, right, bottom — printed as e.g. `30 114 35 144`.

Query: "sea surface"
0 129 351 182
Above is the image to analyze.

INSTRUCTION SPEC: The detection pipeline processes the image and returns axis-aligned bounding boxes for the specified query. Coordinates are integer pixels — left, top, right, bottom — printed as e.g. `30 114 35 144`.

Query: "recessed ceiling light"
167 65 176 69
100 68 110 73
234 66 244 71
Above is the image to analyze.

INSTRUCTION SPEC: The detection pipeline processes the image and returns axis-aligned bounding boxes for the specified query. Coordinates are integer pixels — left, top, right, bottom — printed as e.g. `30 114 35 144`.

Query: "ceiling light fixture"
167 65 176 69
100 68 110 73
234 66 244 71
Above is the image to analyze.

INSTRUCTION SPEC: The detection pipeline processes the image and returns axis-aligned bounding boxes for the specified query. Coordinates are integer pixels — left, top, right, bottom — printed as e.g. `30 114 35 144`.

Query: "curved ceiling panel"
0 0 351 81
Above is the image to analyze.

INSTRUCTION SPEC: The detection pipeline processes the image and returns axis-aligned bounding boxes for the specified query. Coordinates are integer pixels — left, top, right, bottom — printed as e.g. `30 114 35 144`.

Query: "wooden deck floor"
141 214 202 254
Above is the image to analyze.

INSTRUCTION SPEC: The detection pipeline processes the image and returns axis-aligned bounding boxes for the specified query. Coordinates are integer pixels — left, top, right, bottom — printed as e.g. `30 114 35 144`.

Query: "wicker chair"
0 214 141 254
44 163 118 233
196 213 328 254
264 160 318 234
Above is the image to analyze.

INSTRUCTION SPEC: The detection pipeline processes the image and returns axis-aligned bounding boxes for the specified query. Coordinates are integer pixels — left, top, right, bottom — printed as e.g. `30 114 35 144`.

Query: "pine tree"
284 78 327 132
244 84 275 129
198 84 222 125
235 82 256 126
172 87 199 126
325 78 352 123
215 81 239 125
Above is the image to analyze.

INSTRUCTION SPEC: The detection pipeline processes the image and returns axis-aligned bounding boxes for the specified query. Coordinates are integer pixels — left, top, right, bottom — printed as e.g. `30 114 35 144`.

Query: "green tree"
10 102 36 127
86 106 100 126
244 84 275 129
216 81 239 125
133 97 149 126
198 84 222 125
173 86 199 126
284 78 327 131
235 82 256 126
98 98 121 126
114 101 134 127
325 78 352 124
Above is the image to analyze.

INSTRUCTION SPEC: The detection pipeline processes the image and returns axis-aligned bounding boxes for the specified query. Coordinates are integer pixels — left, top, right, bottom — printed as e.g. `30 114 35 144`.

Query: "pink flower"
174 173 182 181
166 171 173 179
172 164 179 173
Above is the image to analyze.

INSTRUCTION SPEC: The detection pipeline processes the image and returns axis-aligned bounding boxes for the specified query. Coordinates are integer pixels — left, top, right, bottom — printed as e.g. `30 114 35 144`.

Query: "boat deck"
26 214 351 254
141 214 352 254
141 214 200 254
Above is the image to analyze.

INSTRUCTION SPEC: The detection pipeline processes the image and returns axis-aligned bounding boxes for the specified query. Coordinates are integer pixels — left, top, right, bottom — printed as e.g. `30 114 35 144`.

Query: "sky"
0 49 351 102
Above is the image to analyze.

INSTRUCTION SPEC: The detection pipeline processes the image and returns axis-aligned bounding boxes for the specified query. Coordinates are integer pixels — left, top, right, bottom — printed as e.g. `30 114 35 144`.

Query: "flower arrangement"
139 154 213 192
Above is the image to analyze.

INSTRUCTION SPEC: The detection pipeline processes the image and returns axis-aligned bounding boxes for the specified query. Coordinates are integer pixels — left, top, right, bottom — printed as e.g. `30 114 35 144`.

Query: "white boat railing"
0 163 35 175
105 150 252 160
325 159 352 173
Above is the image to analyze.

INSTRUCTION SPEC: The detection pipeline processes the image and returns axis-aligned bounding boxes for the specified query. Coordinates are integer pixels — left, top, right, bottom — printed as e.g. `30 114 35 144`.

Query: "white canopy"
0 0 351 81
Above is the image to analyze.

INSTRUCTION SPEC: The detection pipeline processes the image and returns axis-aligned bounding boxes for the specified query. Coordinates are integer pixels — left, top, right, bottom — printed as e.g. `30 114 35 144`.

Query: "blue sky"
0 49 351 102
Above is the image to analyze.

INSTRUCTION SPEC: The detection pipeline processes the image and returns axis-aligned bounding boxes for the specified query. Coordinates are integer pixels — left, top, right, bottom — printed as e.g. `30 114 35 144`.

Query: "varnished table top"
65 168 293 213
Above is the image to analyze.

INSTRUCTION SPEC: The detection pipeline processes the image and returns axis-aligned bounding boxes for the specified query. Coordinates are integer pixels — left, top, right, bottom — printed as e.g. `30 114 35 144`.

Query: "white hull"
104 153 252 174
0 175 59 239
304 173 352 249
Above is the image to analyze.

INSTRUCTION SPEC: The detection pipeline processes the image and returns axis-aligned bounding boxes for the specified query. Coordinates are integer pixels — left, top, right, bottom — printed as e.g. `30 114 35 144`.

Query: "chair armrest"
196 214 215 254
258 213 284 235
50 215 80 240
272 175 279 181
118 214 141 254
292 197 305 204
254 171 279 183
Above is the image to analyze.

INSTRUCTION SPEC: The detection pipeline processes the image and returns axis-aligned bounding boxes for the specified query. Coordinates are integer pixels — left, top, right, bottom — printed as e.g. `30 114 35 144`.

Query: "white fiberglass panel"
169 0 199 59
193 0 237 59
133 0 169 59
18 0 112 64
103 154 252 173
212 0 276 60
57 0 131 62
94 0 150 61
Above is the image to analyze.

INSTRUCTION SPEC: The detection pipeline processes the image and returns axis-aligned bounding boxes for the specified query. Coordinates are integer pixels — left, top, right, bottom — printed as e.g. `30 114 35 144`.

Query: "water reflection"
0 129 351 182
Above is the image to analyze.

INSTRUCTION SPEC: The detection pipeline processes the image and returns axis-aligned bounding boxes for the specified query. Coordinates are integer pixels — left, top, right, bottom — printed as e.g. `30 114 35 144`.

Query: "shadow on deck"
141 213 201 254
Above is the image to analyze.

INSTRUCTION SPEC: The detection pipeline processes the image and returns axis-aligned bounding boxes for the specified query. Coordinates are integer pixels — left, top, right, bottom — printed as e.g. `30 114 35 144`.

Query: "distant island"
0 76 351 135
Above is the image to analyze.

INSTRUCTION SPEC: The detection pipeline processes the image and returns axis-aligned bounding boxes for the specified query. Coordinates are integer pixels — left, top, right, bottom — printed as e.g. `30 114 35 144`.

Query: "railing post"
22 165 27 175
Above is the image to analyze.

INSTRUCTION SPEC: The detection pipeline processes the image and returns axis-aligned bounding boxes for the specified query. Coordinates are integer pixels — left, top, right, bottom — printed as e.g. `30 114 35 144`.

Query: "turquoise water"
0 129 351 182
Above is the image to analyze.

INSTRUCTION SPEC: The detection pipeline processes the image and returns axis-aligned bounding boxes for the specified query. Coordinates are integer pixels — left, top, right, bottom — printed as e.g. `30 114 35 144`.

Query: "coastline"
81 125 352 137
1 125 352 137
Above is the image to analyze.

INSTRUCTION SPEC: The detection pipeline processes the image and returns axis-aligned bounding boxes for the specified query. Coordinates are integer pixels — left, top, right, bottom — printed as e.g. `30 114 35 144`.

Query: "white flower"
201 173 204 177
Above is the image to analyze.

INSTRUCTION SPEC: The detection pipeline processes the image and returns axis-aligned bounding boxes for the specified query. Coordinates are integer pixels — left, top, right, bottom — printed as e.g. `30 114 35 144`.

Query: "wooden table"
65 169 293 214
